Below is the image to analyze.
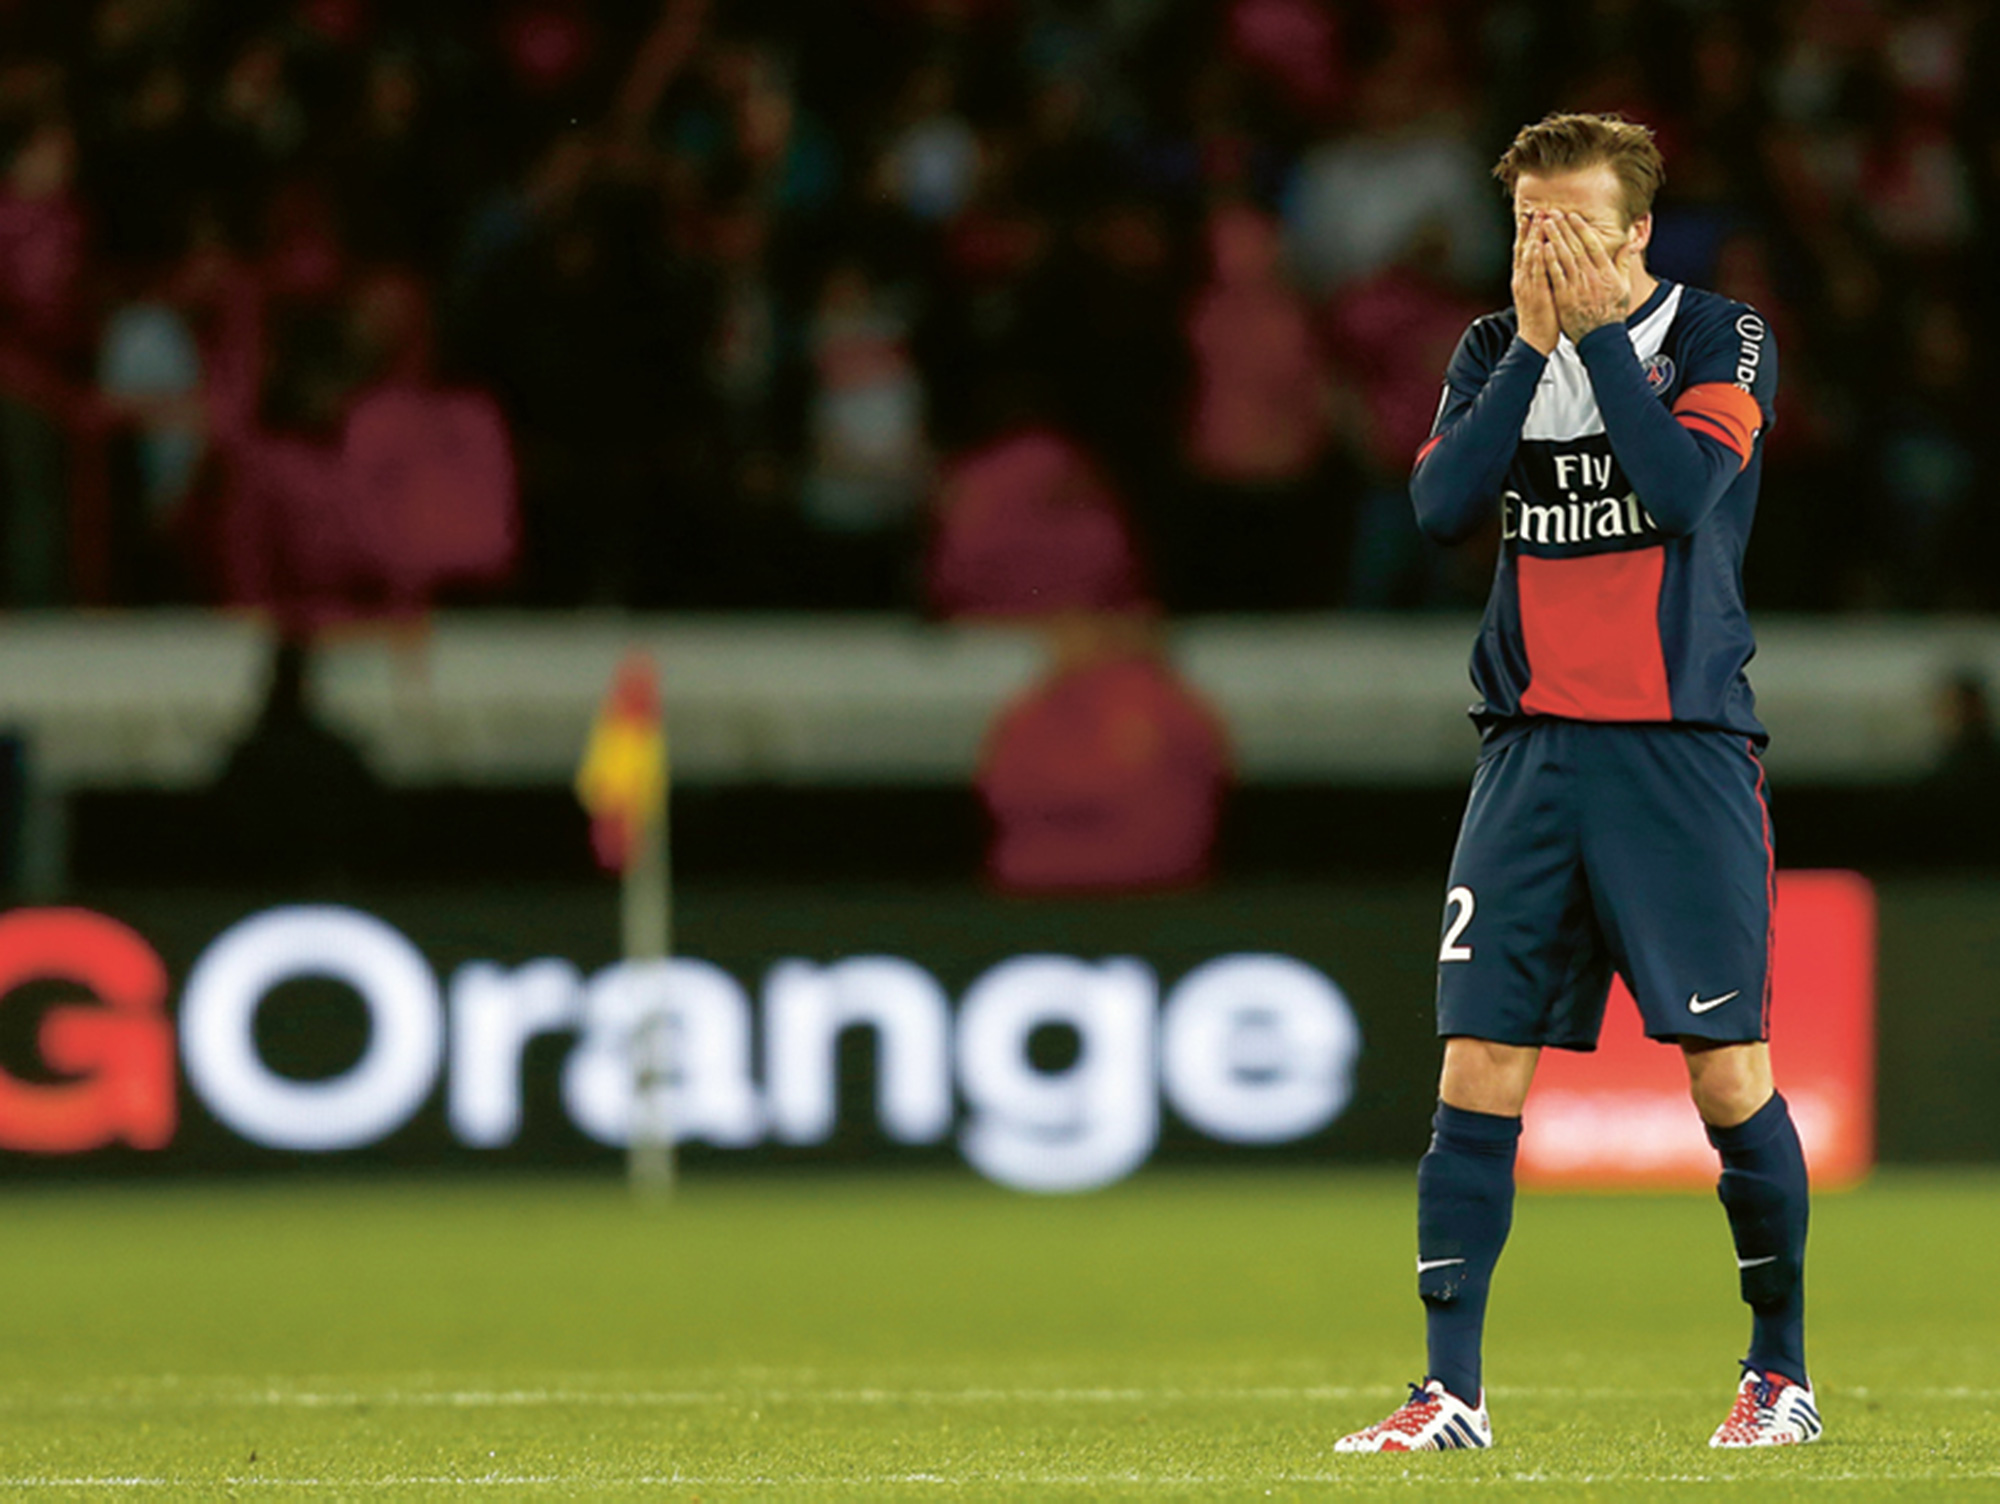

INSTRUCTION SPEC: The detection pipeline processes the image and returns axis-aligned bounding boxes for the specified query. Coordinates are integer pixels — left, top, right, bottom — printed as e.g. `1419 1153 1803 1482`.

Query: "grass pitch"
0 1169 1994 1500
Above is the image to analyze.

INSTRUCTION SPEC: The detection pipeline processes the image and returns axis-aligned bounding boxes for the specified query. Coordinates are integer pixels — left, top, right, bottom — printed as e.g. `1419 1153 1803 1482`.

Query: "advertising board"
0 875 1875 1189
1523 870 1876 1188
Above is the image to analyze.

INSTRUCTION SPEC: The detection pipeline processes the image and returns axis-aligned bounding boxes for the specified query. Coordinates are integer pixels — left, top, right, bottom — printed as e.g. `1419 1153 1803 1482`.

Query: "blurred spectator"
1324 227 1487 610
211 300 359 622
1023 193 1186 520
1281 20 1501 298
701 188 803 601
978 608 1230 894
1873 293 1978 609
800 260 929 603
0 0 1991 617
210 31 309 204
96 267 205 525
210 633 385 885
76 53 207 268
457 169 703 604
664 39 840 218
0 98 89 604
215 270 519 626
1901 669 2000 868
881 60 980 223
338 269 520 610
334 46 462 273
1226 0 1346 124
1709 227 1850 612
1170 201 1339 610
927 394 1148 620
929 127 1058 406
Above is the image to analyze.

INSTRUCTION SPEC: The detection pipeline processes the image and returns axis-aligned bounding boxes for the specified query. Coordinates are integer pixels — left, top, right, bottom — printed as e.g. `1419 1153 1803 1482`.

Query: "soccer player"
1334 113 1817 1453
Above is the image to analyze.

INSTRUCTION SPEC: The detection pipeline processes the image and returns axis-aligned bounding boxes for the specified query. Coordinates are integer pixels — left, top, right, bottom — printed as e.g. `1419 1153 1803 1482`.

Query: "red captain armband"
1671 382 1763 468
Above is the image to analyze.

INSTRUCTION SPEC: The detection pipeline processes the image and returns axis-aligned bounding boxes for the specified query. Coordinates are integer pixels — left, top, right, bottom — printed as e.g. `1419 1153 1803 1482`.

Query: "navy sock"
1707 1092 1810 1386
1418 1102 1522 1405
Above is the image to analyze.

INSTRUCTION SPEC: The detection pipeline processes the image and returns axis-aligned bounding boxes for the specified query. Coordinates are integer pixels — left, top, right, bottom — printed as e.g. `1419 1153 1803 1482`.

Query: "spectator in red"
1171 199 1339 609
338 268 520 611
926 382 1149 621
210 301 358 622
215 269 519 627
1323 225 1488 608
0 97 89 604
978 609 1230 895
1226 0 1346 124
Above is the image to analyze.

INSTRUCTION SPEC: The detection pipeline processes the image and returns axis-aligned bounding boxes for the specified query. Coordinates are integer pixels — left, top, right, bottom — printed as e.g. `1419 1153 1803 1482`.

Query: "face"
1512 163 1650 263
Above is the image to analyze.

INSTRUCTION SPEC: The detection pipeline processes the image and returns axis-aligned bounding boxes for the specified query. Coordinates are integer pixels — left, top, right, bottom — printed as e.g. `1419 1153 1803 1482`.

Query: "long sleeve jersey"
1410 279 1778 744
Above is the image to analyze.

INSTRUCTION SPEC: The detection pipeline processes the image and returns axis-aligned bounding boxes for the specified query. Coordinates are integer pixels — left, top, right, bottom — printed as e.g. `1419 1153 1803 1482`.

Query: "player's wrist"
1570 322 1628 357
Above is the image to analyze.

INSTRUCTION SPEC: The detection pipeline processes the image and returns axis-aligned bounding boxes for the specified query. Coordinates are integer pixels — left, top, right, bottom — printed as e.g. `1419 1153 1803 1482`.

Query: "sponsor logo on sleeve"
1733 313 1766 392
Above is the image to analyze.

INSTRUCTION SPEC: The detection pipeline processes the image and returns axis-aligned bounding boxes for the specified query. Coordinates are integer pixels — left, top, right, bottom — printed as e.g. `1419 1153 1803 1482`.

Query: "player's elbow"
1641 507 1699 540
1634 488 1725 539
1411 485 1487 545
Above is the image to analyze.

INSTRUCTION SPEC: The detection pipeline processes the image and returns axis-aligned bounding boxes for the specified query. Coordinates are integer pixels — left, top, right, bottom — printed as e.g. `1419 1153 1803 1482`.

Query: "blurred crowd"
4 0 2000 622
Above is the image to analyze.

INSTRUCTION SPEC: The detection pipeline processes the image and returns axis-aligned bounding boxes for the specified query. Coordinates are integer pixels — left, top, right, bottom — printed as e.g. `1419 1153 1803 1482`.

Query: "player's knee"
1438 1038 1537 1115
1683 1043 1772 1127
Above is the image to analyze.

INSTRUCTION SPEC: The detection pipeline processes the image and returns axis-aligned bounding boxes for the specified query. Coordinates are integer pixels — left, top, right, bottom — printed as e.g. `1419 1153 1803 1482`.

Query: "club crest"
1642 352 1675 394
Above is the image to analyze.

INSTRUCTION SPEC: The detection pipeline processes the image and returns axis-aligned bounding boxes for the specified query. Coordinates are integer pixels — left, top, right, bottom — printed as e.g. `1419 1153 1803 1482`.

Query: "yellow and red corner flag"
575 652 667 874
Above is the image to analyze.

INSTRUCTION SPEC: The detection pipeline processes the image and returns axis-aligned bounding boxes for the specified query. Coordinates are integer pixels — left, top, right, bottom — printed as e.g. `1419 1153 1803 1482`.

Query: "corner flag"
575 653 666 875
576 650 675 1195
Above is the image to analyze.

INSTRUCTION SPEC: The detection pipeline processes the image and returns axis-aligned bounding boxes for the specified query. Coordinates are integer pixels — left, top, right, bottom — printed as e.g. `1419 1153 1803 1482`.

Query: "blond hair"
1493 112 1665 226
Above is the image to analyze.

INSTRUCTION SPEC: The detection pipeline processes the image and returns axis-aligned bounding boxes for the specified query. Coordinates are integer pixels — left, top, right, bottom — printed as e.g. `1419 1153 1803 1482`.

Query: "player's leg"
1684 1038 1818 1445
1338 727 1608 1453
1336 1037 1540 1453
1421 1038 1538 1402
1577 727 1817 1444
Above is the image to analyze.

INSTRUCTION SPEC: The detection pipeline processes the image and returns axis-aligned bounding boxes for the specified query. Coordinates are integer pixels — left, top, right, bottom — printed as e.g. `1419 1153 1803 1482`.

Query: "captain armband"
1671 383 1763 469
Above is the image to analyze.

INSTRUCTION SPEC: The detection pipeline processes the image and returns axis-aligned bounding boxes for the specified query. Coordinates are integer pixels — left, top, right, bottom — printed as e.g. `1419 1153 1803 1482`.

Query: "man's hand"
1546 211 1635 344
1512 213 1559 355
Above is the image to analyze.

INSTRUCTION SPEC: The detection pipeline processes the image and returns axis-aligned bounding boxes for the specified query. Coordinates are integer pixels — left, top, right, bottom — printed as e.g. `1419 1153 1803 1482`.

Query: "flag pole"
625 708 674 1200
577 650 675 1200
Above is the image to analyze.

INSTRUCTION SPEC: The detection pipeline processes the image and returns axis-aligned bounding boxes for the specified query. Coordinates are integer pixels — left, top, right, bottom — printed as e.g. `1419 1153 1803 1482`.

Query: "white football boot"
1709 1367 1822 1447
1335 1379 1492 1452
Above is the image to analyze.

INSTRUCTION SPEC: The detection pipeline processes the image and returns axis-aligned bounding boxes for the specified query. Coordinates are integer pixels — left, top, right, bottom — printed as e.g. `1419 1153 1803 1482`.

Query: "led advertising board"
0 874 1874 1189
0 904 1364 1191
1522 869 1876 1188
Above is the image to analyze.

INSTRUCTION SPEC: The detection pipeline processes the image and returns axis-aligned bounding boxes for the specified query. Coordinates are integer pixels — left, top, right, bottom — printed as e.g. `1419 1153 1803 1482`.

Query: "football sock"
1417 1102 1522 1406
1707 1091 1810 1386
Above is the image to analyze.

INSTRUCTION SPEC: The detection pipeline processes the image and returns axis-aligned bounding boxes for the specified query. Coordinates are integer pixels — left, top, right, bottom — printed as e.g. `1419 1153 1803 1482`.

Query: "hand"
1545 211 1634 344
1511 213 1559 355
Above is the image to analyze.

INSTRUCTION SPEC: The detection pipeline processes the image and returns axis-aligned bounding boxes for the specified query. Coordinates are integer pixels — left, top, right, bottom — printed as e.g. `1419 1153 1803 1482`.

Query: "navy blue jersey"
1410 280 1778 743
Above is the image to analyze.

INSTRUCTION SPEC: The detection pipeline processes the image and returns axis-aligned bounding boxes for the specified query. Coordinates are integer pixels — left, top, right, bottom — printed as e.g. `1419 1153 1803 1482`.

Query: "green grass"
0 1169 1993 1500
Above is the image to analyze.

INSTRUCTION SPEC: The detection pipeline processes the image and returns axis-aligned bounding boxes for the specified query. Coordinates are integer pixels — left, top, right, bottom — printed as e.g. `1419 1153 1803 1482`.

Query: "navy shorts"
1435 720 1774 1050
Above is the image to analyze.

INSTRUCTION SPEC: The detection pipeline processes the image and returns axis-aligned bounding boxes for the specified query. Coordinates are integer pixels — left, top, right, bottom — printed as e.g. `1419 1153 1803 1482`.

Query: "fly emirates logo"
1502 452 1661 548
0 906 1363 1193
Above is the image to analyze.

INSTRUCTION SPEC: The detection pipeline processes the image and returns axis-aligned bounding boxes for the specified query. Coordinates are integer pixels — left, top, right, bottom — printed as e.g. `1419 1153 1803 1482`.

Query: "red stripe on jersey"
1678 413 1738 451
1414 434 1444 468
1671 382 1762 469
1517 548 1673 721
1747 738 1776 1040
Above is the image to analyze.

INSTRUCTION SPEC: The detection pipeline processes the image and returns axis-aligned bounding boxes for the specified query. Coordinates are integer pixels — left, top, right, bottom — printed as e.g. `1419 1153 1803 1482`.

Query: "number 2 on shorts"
1439 885 1476 963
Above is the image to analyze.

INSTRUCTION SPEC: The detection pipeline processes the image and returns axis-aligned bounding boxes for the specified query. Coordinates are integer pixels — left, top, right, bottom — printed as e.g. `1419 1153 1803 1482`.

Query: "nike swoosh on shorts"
1688 990 1741 1013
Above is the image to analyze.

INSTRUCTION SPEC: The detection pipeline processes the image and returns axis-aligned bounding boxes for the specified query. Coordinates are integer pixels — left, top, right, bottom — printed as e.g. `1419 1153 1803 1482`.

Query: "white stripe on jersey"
1521 284 1684 443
